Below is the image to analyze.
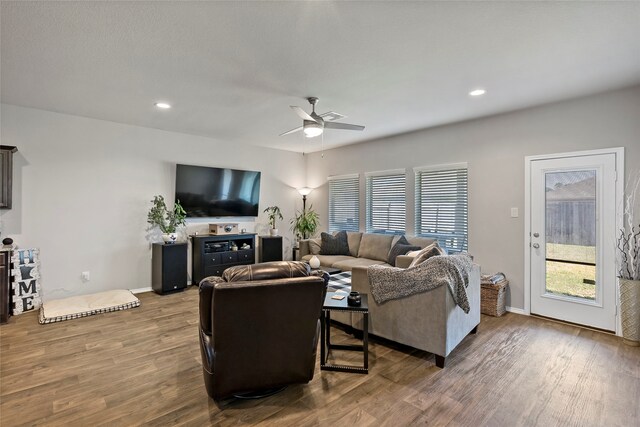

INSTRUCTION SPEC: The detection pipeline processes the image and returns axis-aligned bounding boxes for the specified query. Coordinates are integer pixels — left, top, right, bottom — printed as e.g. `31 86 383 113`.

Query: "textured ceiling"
2 1 640 153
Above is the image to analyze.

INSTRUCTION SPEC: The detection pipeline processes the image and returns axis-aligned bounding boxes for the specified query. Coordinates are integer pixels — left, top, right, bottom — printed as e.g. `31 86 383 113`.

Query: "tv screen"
175 164 261 217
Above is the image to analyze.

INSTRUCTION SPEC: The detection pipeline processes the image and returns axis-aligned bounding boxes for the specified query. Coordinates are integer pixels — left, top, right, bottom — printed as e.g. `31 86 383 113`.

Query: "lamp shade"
303 121 323 138
297 187 313 196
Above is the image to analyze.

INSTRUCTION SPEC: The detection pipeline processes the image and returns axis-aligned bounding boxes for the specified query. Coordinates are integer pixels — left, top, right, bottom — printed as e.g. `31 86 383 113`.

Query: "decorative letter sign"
11 249 41 314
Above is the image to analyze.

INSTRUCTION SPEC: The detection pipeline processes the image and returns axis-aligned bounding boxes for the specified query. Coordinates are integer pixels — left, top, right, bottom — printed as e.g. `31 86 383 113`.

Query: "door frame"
524 147 624 335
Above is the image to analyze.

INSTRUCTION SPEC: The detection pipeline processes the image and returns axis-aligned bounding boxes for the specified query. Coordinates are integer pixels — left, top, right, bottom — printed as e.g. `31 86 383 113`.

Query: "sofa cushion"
308 238 322 255
357 233 394 262
320 231 350 256
408 242 446 268
302 254 354 267
332 257 389 272
346 232 363 257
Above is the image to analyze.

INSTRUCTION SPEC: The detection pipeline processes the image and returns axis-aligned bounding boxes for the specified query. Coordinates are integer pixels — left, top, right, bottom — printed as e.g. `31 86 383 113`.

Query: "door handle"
532 243 540 249
533 232 540 238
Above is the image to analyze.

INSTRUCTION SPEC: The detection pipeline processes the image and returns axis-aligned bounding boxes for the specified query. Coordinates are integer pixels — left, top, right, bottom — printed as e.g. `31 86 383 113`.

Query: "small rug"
39 289 140 324
328 271 352 294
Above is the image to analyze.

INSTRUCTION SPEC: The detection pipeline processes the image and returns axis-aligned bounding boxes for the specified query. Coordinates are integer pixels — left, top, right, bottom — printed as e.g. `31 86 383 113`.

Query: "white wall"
304 86 640 310
0 105 306 301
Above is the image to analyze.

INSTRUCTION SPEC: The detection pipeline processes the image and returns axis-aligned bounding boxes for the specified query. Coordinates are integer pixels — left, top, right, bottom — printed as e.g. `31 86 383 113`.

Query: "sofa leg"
470 325 478 334
435 355 446 368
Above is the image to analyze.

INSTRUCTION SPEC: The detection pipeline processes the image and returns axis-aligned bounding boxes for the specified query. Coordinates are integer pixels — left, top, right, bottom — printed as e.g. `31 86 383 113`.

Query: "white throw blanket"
367 254 473 313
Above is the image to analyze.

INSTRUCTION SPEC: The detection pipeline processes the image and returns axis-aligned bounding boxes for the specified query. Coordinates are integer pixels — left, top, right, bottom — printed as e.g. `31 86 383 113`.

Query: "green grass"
546 243 595 263
545 243 596 300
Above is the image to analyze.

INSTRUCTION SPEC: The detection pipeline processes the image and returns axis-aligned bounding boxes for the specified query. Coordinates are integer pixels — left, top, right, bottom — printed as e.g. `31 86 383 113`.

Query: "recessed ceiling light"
469 89 486 97
155 102 171 109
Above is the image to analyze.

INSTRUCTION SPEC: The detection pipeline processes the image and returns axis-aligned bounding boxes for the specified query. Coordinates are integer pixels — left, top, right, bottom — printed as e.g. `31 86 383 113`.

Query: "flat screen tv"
175 164 261 217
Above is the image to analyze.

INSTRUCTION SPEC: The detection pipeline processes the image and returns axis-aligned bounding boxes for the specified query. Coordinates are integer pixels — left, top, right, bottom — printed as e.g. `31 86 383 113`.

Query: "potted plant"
617 172 640 346
291 205 320 240
263 206 283 236
147 195 187 244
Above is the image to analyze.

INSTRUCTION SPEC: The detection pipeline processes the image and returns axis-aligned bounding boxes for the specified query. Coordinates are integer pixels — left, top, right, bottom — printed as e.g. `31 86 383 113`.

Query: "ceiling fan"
279 97 365 138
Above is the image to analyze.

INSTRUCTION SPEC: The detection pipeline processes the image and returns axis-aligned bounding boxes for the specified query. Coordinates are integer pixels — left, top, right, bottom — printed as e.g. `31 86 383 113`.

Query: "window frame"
365 168 407 235
414 163 468 253
327 173 360 233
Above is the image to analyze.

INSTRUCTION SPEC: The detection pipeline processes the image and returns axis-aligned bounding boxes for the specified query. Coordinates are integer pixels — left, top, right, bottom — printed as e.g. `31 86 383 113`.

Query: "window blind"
328 174 360 232
365 170 406 234
415 164 468 252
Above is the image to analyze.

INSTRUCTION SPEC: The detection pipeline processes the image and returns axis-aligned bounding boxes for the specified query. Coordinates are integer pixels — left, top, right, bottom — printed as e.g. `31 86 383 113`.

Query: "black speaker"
152 243 188 294
259 236 283 262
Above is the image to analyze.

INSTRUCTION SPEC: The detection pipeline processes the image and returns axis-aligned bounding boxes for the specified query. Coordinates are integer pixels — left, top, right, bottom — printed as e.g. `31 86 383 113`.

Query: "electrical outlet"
81 271 90 282
511 207 519 218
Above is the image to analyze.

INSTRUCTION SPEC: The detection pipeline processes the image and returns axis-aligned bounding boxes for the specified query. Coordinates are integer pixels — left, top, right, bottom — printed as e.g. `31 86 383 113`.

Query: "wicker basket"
481 279 509 317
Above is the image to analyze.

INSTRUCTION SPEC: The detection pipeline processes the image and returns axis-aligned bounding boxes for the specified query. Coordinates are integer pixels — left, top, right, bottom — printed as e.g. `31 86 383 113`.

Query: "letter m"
18 280 37 296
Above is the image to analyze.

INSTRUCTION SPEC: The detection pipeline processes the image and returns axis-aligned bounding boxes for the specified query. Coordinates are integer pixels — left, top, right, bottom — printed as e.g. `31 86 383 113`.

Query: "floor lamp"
297 187 313 212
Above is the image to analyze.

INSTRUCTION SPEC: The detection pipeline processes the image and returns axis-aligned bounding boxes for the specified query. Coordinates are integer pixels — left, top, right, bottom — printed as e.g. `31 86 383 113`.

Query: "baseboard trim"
130 287 152 294
506 306 527 315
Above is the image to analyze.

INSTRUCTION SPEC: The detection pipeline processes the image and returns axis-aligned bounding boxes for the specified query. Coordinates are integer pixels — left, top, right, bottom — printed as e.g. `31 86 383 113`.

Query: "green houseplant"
147 195 187 244
263 206 283 236
291 205 320 240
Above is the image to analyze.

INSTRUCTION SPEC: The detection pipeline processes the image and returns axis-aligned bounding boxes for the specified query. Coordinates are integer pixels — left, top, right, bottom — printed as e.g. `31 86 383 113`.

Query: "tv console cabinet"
191 233 256 285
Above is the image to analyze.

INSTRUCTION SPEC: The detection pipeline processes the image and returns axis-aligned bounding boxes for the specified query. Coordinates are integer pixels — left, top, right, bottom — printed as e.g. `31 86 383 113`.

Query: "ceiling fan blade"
319 111 346 122
324 122 365 131
290 106 317 122
279 126 303 136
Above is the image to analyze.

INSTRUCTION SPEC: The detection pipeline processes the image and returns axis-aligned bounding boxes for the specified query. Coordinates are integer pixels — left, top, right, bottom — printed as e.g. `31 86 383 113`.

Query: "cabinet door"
238 250 254 263
223 252 238 264
0 151 9 209
0 253 9 323
204 253 222 266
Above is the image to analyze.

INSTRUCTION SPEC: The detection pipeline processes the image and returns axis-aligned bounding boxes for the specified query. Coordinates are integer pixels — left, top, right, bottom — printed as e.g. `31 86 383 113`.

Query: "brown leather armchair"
198 261 328 400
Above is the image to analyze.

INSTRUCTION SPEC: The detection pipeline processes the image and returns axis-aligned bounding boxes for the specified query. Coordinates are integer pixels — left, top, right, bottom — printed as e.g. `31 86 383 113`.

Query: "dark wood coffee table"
320 291 368 374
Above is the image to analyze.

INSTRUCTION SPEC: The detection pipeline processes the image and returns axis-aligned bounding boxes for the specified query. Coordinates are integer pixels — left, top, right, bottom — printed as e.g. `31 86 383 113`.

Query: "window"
365 169 406 234
415 163 468 252
328 174 360 232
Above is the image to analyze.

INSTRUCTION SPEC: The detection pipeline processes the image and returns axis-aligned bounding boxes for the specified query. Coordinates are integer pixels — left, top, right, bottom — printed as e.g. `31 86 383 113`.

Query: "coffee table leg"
320 310 326 365
363 312 369 370
325 310 332 350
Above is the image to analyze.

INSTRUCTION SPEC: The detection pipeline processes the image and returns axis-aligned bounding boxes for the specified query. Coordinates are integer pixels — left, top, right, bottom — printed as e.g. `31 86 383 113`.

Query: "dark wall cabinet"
192 234 256 285
152 243 188 295
0 146 17 210
0 250 11 323
259 236 283 262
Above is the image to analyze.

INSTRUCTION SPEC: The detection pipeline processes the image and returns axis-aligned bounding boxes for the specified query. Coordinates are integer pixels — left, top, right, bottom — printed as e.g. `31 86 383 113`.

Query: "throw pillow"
308 238 322 255
357 233 395 262
388 239 422 265
408 242 446 268
320 231 350 256
387 235 409 264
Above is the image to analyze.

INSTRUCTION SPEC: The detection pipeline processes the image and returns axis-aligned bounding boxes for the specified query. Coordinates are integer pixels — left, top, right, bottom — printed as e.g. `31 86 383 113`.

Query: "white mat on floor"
39 289 140 324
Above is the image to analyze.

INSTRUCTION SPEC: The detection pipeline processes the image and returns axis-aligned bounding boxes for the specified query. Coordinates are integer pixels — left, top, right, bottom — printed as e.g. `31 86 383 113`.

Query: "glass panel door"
529 151 618 332
544 170 597 301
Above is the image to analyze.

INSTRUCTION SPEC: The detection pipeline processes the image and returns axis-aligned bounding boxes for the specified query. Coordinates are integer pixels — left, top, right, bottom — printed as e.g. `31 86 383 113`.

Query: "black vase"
347 291 361 307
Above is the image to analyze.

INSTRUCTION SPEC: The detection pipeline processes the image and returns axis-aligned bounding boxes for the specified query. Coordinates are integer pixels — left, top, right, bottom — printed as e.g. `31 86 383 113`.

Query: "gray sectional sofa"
298 232 436 270
299 231 480 368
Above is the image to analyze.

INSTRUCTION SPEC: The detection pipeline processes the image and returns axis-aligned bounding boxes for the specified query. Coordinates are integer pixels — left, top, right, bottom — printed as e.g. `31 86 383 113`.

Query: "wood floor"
1 286 638 427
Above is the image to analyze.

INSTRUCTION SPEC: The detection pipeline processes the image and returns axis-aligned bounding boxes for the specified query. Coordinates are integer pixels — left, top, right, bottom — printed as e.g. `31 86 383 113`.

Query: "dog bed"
39 289 140 324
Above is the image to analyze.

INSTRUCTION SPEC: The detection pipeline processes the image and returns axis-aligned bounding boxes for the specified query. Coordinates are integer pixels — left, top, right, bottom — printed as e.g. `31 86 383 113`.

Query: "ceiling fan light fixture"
303 121 323 138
